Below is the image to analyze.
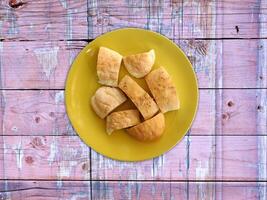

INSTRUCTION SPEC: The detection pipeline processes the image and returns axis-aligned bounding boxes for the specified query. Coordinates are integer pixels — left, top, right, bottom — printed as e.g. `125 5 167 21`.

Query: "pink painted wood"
87 0 267 39
1 41 87 89
0 181 91 200
0 136 90 180
0 39 263 89
0 89 264 136
0 181 264 200
0 0 88 40
0 0 266 199
0 135 266 181
92 182 266 200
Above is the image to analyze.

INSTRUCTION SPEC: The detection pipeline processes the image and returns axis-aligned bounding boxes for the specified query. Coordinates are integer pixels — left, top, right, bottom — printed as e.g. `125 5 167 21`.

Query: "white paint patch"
4 180 11 200
196 160 212 200
58 147 79 178
152 155 165 177
7 9 18 36
127 182 132 199
11 126 18 132
57 180 63 188
196 161 209 180
70 193 87 200
67 9 73 40
0 42 3 53
59 0 67 9
59 161 77 177
13 140 24 169
55 91 64 104
47 136 57 165
34 47 59 79
136 183 141 200
44 24 52 32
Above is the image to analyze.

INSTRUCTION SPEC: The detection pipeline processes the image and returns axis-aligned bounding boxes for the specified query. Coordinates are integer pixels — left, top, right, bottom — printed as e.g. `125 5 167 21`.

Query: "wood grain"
1 135 90 180
0 180 91 200
1 0 266 40
0 39 264 89
257 2 267 199
92 181 266 200
0 41 87 89
87 0 267 39
0 89 264 136
0 0 88 40
0 135 265 181
91 135 265 181
0 181 264 200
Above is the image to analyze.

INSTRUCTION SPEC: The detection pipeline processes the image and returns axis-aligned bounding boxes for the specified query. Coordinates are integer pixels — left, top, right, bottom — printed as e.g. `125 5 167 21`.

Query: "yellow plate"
65 28 199 161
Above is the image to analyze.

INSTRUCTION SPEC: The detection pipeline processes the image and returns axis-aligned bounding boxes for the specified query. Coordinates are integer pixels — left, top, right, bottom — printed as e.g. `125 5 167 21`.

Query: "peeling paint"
47 136 57 165
11 126 18 132
59 0 67 9
57 180 63 188
136 183 141 200
44 24 52 32
196 161 209 180
55 91 64 104
127 182 132 199
257 1 267 199
59 160 77 178
67 9 73 41
34 47 59 79
70 192 87 200
152 155 165 177
13 140 24 169
3 180 11 200
57 147 81 178
6 8 19 36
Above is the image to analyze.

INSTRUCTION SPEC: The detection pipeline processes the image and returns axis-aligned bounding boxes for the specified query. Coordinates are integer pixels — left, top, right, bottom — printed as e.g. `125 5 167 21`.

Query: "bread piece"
127 113 165 141
119 75 159 120
123 49 155 78
145 67 180 113
97 47 123 86
106 109 141 135
91 86 127 119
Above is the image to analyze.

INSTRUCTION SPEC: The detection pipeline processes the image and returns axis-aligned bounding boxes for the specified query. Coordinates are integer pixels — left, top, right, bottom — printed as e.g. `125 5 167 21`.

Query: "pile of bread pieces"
91 47 180 142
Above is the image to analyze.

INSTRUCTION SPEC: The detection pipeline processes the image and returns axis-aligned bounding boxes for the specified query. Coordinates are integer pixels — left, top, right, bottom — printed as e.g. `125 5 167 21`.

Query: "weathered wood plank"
214 0 260 39
87 0 266 39
1 90 75 136
0 135 265 181
215 39 259 88
0 181 264 200
92 181 187 200
1 41 87 89
91 181 266 200
91 136 265 181
1 136 90 180
0 39 263 89
257 2 267 199
0 180 91 200
0 89 264 136
0 0 265 40
0 0 88 40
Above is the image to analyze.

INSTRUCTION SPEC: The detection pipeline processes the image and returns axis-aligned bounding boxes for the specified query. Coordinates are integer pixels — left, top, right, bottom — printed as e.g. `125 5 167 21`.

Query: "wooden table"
0 0 266 199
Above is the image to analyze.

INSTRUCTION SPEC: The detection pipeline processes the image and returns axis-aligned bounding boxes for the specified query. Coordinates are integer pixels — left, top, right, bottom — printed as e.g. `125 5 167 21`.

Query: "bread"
91 86 127 119
106 109 141 135
97 47 123 86
118 75 159 120
123 49 155 78
127 113 165 141
145 67 180 113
